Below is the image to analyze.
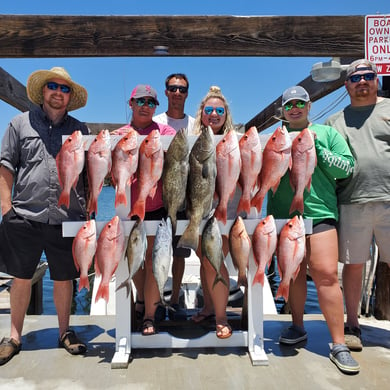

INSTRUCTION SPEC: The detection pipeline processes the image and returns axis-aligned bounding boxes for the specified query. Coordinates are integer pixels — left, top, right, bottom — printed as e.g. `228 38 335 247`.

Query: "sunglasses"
204 106 225 116
134 98 157 108
348 73 376 83
46 81 71 94
167 85 188 93
283 101 307 111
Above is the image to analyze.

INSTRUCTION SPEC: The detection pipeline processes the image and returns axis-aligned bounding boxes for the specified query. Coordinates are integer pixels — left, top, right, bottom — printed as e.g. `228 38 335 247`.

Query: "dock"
0 313 389 389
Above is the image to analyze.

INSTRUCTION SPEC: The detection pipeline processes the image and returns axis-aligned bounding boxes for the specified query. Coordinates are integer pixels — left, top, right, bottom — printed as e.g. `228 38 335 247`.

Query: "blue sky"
0 1 389 141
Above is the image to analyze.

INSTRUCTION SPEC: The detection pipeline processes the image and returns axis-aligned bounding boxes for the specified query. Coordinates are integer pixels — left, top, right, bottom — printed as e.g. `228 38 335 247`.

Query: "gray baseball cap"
346 59 377 80
282 86 310 105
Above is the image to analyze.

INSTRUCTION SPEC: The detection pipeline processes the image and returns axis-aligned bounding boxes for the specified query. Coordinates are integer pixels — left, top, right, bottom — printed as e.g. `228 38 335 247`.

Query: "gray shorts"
0 208 79 280
338 202 390 265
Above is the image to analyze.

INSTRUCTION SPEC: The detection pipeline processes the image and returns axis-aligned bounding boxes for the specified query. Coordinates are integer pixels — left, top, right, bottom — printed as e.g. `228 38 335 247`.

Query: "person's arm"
0 165 14 216
314 127 354 180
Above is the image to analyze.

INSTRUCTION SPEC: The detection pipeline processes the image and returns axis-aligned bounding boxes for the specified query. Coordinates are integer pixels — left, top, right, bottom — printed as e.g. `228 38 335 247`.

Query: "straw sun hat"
27 66 88 111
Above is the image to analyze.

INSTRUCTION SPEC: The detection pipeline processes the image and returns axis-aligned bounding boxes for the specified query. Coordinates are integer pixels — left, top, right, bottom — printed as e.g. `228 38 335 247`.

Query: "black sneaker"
279 324 307 345
168 304 187 321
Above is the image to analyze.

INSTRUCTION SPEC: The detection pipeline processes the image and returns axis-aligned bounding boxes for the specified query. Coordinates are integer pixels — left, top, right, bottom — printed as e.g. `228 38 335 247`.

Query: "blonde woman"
191 86 236 339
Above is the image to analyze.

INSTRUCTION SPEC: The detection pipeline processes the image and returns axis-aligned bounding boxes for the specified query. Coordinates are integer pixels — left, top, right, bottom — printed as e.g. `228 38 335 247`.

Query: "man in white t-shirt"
153 73 195 321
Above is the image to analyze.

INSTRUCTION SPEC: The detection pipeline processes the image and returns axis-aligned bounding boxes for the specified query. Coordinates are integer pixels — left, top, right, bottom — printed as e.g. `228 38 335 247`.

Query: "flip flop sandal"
0 337 21 366
58 329 87 355
216 323 232 339
329 344 360 374
142 318 157 336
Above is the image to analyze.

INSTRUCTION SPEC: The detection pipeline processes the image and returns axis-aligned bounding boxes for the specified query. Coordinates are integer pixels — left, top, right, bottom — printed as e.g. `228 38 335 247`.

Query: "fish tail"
250 190 265 213
289 195 304 215
275 283 289 302
115 191 127 208
177 224 199 251
78 275 90 292
212 274 228 289
237 196 250 215
115 278 131 297
237 273 248 288
89 196 98 216
129 200 145 221
58 191 70 208
214 204 227 225
95 283 109 303
252 270 265 287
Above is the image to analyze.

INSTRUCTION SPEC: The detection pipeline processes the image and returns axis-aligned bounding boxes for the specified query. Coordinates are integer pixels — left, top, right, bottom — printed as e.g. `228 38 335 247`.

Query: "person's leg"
307 228 345 344
54 280 73 337
170 256 184 304
10 278 32 344
142 236 163 335
343 263 364 329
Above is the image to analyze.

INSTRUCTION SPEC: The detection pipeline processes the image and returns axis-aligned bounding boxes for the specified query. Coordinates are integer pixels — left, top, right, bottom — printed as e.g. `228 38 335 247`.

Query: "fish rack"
62 134 312 369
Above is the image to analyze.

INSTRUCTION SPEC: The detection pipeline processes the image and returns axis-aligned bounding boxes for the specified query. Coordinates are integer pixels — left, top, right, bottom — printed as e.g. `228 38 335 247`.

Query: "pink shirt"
118 121 176 213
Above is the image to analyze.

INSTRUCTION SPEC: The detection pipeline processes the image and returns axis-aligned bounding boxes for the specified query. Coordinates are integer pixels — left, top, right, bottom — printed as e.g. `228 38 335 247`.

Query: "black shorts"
312 218 337 234
0 208 79 281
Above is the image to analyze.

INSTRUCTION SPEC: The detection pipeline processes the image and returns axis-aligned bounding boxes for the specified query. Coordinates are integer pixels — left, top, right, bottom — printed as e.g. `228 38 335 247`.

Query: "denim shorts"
0 208 79 280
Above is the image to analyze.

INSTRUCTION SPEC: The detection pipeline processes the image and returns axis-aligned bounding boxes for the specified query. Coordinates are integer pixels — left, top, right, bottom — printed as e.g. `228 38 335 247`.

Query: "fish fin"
250 189 265 213
177 224 199 251
292 264 301 282
88 197 98 216
58 191 70 208
306 177 312 192
115 278 131 297
289 195 304 215
212 274 228 289
149 185 157 200
94 259 101 277
275 283 289 302
237 196 250 215
214 204 227 225
78 275 90 292
129 200 146 221
115 191 127 207
252 270 264 287
95 283 109 303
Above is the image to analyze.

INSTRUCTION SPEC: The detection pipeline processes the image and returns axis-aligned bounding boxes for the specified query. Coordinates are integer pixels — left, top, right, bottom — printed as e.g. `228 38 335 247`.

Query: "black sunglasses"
167 85 188 93
348 73 376 83
46 81 71 94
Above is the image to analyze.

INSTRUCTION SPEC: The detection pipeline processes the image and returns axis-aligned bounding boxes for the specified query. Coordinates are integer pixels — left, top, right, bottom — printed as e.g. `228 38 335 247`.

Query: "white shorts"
338 202 390 265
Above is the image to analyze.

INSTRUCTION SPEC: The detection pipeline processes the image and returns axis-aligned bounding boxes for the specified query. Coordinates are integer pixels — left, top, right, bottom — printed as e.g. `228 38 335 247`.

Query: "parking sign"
365 15 390 76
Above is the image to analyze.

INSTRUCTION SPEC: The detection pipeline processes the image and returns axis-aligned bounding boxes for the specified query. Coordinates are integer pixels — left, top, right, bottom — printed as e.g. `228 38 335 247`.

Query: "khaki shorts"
338 202 390 265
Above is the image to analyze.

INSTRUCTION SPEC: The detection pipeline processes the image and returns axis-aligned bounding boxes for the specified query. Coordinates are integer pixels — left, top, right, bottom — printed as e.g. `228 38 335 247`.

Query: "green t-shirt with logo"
267 123 354 225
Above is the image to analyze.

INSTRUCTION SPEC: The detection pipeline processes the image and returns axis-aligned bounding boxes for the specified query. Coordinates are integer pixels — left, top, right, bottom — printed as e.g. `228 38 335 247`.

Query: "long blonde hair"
193 86 234 135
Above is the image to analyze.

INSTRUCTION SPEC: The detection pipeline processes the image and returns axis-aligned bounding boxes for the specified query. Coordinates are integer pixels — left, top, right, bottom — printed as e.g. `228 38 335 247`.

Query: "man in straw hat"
0 67 89 365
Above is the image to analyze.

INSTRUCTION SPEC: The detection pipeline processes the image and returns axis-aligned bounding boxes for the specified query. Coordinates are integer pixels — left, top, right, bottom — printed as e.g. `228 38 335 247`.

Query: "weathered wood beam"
0 15 365 58
245 57 358 131
0 67 34 112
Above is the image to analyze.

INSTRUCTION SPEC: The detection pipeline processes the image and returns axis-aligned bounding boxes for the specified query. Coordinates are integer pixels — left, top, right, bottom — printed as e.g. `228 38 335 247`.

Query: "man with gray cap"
0 67 89 365
326 59 390 352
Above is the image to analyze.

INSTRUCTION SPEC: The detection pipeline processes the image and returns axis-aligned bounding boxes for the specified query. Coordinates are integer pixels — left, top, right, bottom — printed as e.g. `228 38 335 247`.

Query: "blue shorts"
0 208 79 280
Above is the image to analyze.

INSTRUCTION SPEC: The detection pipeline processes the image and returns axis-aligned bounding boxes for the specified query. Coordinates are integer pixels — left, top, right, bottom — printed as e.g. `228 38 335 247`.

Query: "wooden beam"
245 57 358 131
0 15 365 58
0 67 33 112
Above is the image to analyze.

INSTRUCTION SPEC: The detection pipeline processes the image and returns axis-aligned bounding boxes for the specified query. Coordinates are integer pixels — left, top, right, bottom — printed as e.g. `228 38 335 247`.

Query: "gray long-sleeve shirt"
0 106 89 224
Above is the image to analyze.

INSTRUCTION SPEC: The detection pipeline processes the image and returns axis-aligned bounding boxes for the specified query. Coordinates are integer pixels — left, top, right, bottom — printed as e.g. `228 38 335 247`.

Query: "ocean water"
41 186 320 315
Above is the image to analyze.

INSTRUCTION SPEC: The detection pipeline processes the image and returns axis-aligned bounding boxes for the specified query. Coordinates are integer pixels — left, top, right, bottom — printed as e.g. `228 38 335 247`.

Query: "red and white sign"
365 15 390 76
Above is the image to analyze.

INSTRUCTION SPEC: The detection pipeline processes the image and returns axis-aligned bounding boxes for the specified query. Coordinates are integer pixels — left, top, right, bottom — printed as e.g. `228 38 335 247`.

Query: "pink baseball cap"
130 84 159 105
